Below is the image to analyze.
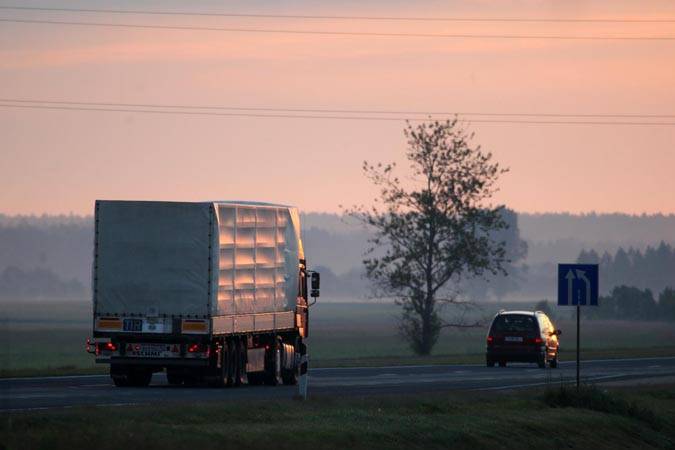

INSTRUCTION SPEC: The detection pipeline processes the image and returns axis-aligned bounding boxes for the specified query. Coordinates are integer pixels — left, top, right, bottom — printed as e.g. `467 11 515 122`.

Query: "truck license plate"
126 343 174 357
123 319 142 332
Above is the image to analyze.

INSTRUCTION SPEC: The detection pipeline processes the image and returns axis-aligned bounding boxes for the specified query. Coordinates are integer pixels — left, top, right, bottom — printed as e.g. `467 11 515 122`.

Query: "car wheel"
486 358 495 367
549 356 558 369
498 361 507 367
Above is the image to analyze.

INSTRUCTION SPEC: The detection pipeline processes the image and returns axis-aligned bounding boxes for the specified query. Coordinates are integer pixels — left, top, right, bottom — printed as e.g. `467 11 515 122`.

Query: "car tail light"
530 337 543 345
486 336 494 345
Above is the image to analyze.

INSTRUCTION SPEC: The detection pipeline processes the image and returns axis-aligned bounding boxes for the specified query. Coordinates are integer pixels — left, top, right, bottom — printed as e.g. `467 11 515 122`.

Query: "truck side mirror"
311 272 320 298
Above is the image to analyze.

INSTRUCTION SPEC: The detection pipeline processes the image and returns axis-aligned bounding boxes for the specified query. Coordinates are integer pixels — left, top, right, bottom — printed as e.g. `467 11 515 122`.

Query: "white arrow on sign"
575 269 591 305
565 269 575 305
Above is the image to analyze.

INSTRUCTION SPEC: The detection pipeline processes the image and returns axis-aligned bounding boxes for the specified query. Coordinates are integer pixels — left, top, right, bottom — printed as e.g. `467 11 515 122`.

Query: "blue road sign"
558 264 599 306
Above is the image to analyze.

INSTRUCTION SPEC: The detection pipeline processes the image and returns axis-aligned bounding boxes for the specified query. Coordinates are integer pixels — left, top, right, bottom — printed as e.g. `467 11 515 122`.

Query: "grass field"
2 384 675 449
2 300 675 377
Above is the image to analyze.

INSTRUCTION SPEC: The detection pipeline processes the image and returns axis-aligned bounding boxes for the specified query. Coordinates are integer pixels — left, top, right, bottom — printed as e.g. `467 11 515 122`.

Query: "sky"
1 0 674 215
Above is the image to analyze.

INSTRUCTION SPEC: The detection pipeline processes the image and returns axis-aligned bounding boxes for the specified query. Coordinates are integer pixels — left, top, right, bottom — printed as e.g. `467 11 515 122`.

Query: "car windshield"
492 315 537 333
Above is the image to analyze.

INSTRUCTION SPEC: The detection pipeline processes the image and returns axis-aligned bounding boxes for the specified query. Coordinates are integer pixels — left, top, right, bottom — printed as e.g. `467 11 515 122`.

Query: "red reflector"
188 343 200 353
103 342 117 351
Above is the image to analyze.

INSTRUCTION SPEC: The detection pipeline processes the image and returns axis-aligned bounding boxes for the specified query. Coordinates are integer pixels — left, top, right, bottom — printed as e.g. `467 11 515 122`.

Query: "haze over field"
1 212 674 302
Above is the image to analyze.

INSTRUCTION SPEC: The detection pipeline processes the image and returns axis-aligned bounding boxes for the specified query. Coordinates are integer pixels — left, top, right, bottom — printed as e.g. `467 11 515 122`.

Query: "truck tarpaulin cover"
94 200 303 318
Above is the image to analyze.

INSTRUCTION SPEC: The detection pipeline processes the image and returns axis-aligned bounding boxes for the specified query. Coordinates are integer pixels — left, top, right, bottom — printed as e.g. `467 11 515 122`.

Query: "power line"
2 102 674 126
2 98 674 119
1 5 674 24
2 18 674 40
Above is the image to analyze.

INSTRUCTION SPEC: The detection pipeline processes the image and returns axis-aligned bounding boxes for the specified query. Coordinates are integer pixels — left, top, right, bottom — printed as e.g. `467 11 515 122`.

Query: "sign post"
557 264 599 390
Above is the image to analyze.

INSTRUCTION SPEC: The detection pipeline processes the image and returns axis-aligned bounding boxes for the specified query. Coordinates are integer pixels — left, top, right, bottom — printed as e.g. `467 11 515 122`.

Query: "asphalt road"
3 357 675 412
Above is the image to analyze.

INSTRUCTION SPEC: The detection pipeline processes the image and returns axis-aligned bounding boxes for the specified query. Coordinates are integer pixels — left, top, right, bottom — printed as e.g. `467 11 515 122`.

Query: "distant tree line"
1 213 673 302
577 242 675 295
533 286 675 322
585 286 675 321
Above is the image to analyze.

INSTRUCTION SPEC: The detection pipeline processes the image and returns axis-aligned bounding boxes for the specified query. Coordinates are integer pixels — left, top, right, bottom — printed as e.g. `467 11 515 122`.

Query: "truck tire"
210 339 233 388
166 371 184 386
128 369 153 387
247 373 265 385
265 340 283 386
234 338 247 386
112 376 130 387
281 340 299 385
111 364 130 387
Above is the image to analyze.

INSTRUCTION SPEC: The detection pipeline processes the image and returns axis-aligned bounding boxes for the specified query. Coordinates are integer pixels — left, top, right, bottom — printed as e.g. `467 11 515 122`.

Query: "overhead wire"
1 102 674 126
1 98 674 119
0 5 673 24
1 18 674 40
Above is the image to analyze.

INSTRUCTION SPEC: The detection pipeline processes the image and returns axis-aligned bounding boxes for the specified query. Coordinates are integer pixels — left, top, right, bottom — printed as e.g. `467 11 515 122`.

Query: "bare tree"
347 119 509 355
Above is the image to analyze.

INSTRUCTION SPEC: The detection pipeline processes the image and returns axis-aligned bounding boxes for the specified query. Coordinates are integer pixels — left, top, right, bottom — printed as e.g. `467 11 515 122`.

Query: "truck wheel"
166 371 184 386
128 369 152 387
282 365 298 385
234 338 247 386
282 341 299 385
112 376 130 387
210 339 233 387
265 340 283 386
111 364 130 387
247 373 265 385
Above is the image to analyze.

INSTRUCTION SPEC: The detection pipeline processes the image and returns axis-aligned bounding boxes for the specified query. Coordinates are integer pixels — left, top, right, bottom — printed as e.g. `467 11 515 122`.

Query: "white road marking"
471 374 628 391
2 356 675 382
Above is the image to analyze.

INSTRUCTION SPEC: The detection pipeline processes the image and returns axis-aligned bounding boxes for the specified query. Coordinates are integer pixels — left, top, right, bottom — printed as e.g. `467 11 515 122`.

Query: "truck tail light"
96 341 117 353
188 343 206 353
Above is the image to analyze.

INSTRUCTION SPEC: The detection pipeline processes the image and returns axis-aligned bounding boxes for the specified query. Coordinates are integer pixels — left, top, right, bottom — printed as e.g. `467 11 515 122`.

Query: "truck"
86 200 319 387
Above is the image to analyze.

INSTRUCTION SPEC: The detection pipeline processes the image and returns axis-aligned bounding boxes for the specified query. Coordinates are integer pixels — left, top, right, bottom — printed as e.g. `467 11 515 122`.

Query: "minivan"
486 310 561 368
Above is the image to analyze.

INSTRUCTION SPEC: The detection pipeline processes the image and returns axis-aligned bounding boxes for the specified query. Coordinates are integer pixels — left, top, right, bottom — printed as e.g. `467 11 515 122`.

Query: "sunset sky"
1 1 674 215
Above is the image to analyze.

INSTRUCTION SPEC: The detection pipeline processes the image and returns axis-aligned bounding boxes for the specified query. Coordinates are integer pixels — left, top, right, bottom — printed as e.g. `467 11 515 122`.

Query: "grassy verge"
2 385 674 450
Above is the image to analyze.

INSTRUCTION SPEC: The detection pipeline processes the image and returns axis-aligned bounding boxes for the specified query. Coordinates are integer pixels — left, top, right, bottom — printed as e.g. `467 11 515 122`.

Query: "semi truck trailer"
86 200 319 387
